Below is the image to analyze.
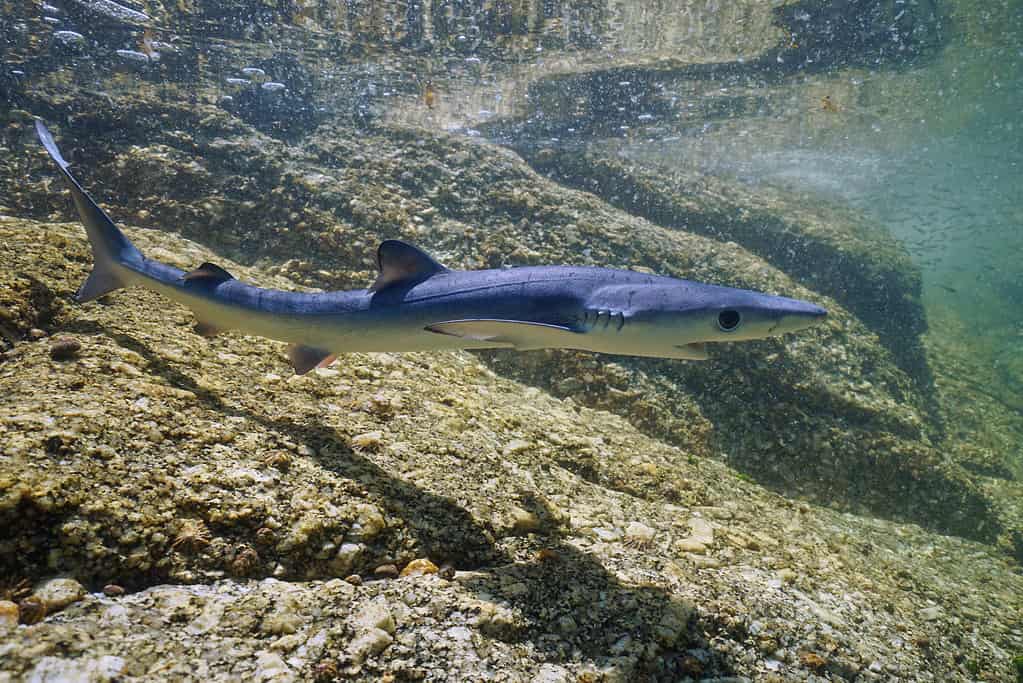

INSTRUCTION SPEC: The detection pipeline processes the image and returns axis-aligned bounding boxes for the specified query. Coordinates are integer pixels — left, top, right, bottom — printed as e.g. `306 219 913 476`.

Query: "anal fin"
287 344 336 375
425 319 582 351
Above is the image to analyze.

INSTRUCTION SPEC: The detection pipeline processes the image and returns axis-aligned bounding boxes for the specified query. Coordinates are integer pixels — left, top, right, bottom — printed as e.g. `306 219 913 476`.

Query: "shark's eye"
717 309 741 332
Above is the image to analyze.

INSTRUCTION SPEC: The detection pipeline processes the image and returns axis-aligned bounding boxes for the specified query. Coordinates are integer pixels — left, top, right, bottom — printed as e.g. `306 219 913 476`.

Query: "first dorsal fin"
182 262 235 284
369 240 448 292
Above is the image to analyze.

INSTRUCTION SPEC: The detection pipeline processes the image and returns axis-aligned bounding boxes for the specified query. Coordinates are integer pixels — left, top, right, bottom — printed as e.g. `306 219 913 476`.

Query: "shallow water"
2 0 1023 680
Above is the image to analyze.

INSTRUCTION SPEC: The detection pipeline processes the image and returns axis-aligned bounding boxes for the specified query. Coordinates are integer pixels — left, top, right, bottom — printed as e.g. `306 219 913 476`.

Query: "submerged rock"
68 0 149 26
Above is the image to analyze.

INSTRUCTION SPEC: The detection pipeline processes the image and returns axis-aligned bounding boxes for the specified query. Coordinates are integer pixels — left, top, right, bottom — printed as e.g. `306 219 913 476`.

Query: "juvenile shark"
36 120 826 374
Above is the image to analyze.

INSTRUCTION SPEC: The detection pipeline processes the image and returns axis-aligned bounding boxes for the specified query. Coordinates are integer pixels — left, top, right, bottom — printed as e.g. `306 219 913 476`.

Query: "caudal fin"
35 119 143 303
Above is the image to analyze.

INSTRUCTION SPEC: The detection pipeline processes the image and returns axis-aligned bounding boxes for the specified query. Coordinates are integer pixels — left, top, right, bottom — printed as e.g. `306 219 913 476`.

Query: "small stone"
510 506 541 534
313 659 339 681
777 568 798 584
0 600 18 628
254 650 290 679
347 627 392 664
72 0 149 24
373 564 399 579
533 664 572 683
503 439 531 455
331 542 364 575
438 564 456 580
676 538 708 554
28 328 47 340
115 49 150 67
344 574 362 586
919 606 943 621
799 652 827 671
354 505 386 539
625 521 656 544
687 517 714 544
19 595 47 624
350 431 383 451
102 584 125 597
52 30 85 48
355 600 396 634
35 577 86 611
230 545 260 577
399 558 438 577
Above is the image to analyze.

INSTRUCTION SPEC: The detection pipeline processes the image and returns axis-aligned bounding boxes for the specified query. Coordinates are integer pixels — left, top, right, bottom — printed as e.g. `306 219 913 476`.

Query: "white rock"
347 627 393 664
355 600 395 634
532 664 572 683
254 651 293 682
35 577 86 612
26 655 126 683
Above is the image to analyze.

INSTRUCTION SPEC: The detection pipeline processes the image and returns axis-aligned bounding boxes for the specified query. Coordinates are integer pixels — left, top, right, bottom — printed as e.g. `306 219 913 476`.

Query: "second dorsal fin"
369 240 448 292
182 262 235 285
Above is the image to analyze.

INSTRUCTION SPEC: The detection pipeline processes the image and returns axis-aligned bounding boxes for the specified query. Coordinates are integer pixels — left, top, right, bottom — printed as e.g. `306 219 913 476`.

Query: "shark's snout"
771 302 827 335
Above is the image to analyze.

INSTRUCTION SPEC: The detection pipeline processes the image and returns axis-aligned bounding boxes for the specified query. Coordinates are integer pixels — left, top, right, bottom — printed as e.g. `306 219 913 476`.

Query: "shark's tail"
35 119 144 303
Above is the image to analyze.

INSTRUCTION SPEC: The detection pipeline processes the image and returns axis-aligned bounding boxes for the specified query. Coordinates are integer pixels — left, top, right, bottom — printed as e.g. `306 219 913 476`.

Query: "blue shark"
35 120 826 374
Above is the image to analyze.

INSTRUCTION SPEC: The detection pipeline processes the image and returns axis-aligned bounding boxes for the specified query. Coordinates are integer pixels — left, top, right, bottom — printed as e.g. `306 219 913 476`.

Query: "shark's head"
590 282 827 359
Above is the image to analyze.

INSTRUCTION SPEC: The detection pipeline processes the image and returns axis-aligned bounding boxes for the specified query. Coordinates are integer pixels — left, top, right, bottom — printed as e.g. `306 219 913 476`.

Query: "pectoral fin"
425 319 583 351
288 344 336 375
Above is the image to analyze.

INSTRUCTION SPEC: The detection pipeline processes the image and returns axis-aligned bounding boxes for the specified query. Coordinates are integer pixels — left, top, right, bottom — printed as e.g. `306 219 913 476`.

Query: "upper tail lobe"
35 119 143 302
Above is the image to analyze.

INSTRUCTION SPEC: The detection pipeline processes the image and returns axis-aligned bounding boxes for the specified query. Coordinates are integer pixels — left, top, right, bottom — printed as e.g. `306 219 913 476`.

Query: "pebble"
355 600 396 634
35 577 86 612
49 336 81 360
510 506 541 534
676 538 708 554
373 564 399 579
354 505 386 539
918 606 943 621
26 656 127 681
331 542 364 575
777 568 798 584
611 518 651 543
0 600 18 628
115 49 150 66
102 584 125 597
350 431 383 450
254 651 290 680
52 30 86 48
70 0 149 24
347 627 392 664
503 439 531 455
400 558 438 577
533 664 572 683
687 518 715 544
19 595 47 624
